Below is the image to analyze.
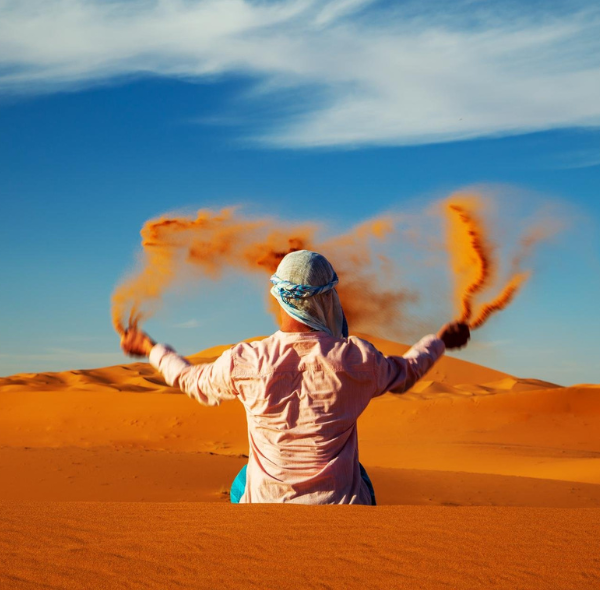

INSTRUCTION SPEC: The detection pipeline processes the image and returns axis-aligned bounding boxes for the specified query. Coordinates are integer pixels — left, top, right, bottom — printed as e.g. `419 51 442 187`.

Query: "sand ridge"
0 333 519 395
0 333 598 505
1 333 599 589
1 503 599 590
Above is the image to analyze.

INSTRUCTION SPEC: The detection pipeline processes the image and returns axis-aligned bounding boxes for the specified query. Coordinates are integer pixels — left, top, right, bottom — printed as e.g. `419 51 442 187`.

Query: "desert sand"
1 333 599 588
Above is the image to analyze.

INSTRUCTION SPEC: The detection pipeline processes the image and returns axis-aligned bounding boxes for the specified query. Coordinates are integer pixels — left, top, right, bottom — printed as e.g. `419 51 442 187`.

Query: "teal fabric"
229 463 376 505
230 464 248 504
270 273 339 304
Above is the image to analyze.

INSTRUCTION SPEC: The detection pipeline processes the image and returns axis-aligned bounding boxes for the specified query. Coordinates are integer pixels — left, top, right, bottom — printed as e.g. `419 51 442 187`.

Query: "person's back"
229 330 444 503
120 250 469 504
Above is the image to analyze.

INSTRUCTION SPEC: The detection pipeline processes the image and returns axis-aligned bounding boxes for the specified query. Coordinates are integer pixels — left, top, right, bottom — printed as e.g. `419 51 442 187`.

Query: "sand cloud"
1 0 599 147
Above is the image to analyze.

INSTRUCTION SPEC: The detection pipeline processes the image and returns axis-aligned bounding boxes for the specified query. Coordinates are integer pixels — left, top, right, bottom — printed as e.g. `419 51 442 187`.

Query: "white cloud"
313 0 375 27
172 319 204 329
467 339 513 352
1 0 599 147
554 149 600 169
0 348 125 371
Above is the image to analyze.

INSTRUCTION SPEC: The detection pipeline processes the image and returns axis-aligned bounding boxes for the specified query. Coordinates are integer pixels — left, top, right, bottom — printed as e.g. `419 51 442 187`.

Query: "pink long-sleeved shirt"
149 331 445 505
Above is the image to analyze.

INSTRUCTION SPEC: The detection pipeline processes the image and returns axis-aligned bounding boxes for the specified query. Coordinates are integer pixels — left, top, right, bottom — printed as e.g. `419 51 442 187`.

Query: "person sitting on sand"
120 250 470 504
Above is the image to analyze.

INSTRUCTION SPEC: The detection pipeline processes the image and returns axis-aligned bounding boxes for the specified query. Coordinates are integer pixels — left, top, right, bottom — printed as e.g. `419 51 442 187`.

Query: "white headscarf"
270 250 348 338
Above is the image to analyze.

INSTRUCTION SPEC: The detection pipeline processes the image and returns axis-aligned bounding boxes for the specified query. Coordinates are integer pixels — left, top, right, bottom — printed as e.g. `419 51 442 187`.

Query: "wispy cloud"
0 348 124 363
172 319 204 329
1 0 599 148
0 349 126 376
554 149 600 169
467 339 513 352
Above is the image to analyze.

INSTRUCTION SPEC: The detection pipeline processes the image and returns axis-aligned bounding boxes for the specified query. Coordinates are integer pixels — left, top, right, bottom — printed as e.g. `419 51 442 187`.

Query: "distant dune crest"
0 332 562 398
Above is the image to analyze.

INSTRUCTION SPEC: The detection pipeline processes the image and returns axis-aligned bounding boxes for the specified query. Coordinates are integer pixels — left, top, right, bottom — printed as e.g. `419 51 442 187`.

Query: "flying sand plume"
444 199 494 324
111 208 411 338
112 193 558 338
443 193 553 330
469 272 530 329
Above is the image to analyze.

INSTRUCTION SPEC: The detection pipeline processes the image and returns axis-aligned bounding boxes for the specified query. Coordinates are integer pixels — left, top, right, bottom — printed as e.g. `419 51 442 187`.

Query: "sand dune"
0 332 520 395
1 503 599 590
1 333 599 588
354 333 513 386
0 362 167 394
1 333 598 501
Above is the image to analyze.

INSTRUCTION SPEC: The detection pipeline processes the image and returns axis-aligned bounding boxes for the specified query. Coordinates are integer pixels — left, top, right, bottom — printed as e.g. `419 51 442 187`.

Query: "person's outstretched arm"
120 329 237 406
371 322 470 397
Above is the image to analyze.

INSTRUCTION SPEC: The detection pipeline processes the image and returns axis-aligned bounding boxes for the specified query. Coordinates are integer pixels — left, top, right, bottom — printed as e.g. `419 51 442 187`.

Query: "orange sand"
1 333 599 588
113 193 559 341
443 195 536 329
1 503 599 589
111 207 413 339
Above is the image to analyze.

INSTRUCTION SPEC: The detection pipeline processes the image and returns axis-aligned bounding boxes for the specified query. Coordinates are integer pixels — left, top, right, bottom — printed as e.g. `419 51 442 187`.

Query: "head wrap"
270 250 348 338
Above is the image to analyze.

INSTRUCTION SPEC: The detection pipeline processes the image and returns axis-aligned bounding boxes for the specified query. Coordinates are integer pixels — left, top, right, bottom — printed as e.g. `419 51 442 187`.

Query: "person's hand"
437 322 470 350
120 329 156 358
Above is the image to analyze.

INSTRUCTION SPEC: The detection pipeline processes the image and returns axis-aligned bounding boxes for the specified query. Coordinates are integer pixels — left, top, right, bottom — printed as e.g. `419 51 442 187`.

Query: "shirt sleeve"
149 343 237 406
370 334 446 397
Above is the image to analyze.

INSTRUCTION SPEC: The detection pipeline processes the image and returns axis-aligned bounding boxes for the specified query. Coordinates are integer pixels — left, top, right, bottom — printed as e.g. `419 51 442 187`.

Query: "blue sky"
1 0 599 384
